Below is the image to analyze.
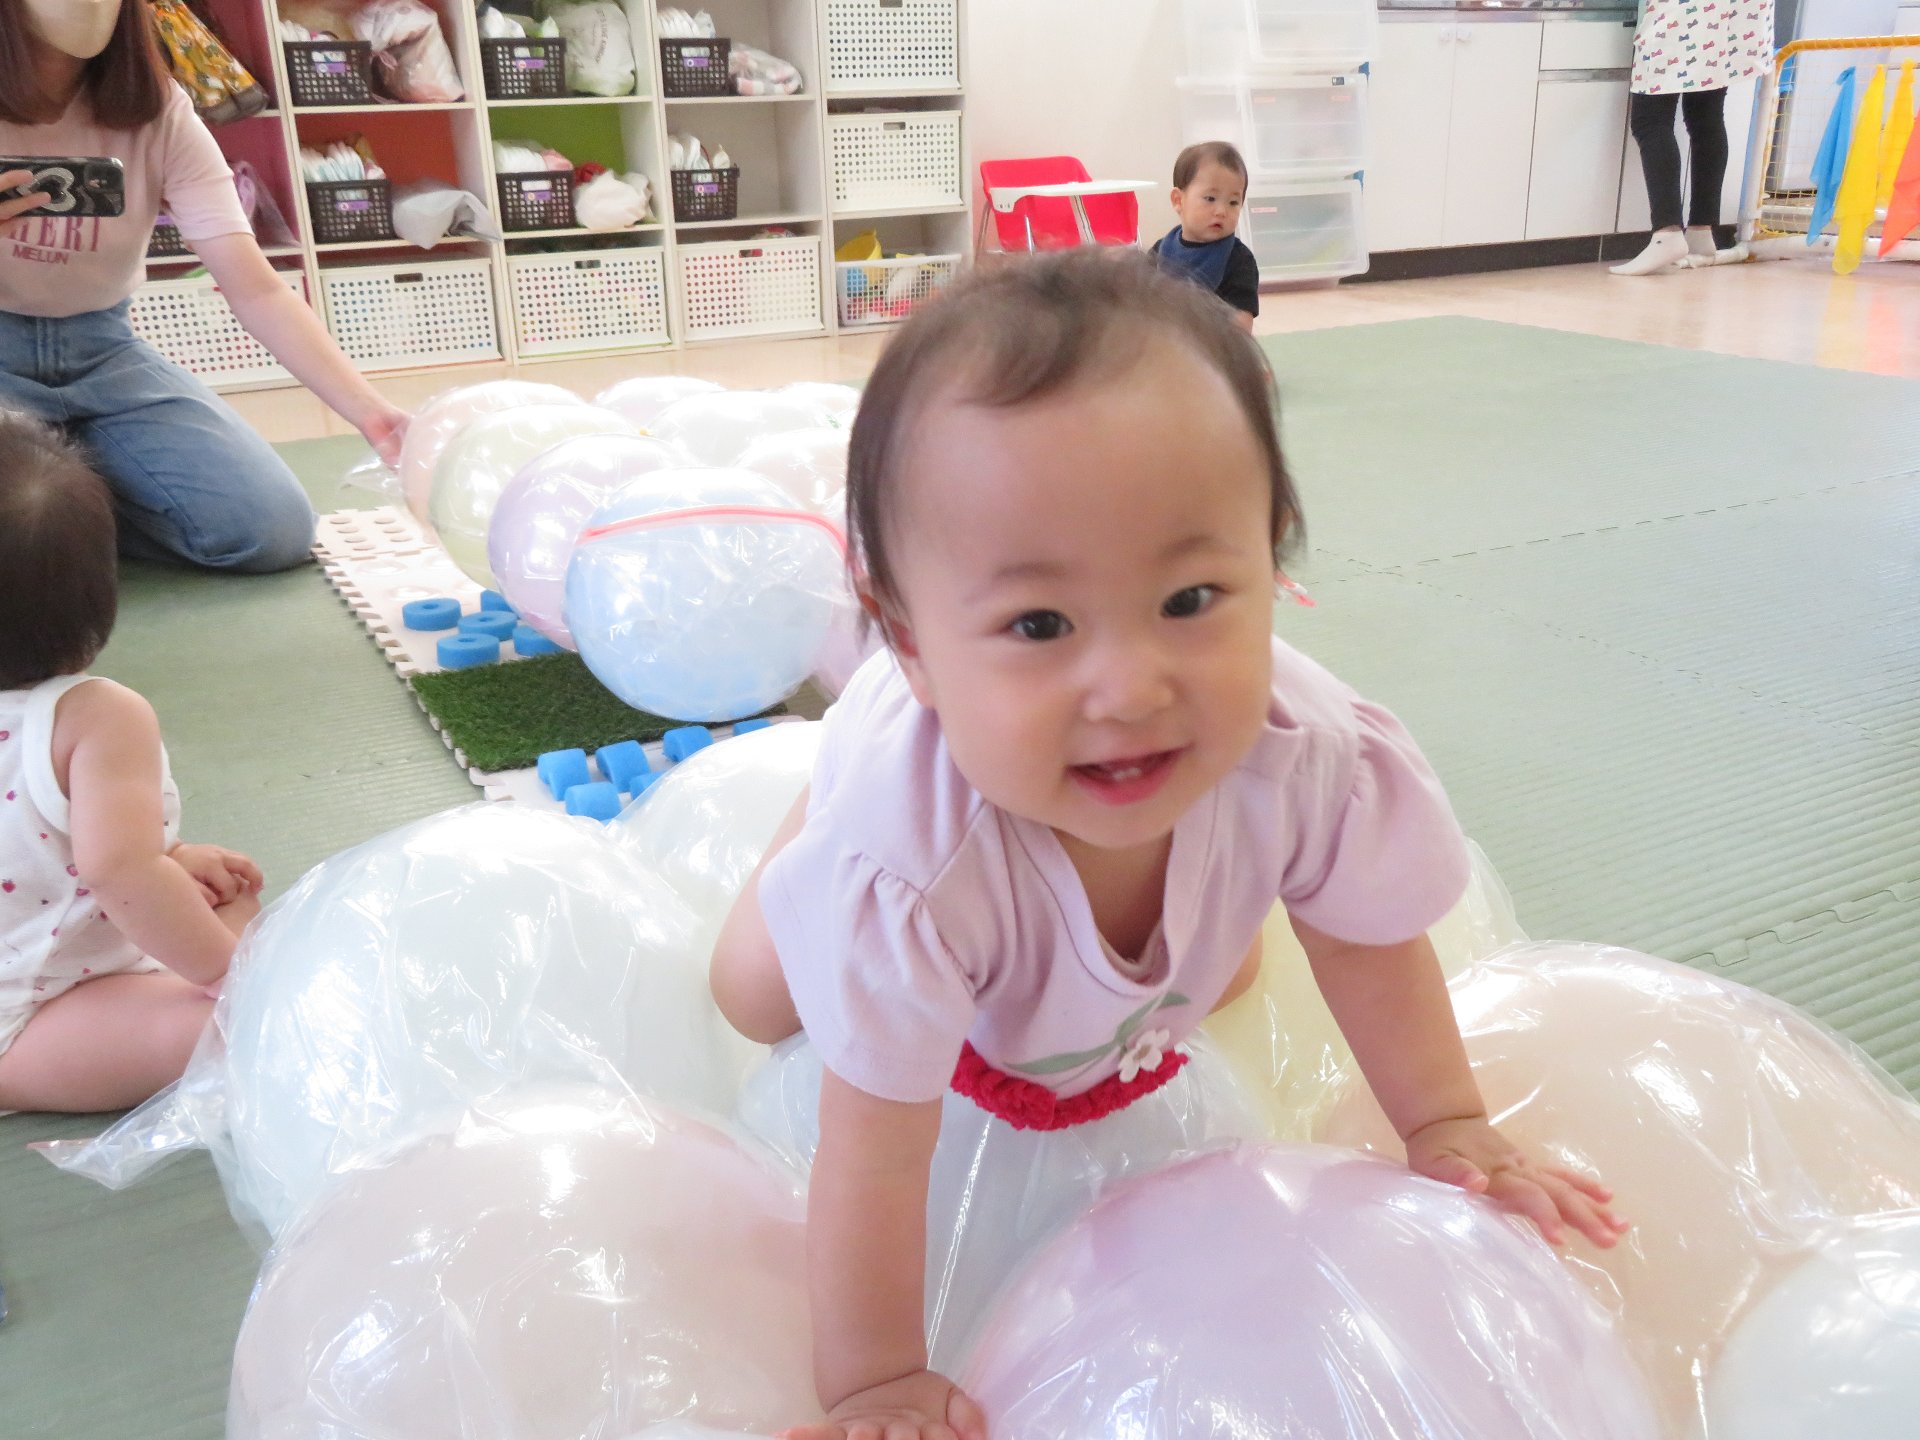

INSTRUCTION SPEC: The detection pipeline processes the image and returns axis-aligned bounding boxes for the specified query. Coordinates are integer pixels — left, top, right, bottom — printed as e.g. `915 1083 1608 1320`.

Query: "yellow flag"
1835 64 1887 274
1878 61 1915 211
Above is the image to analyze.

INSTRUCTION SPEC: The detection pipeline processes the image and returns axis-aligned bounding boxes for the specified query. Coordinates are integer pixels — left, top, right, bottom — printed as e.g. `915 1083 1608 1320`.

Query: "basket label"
685 54 712 67
695 182 718 195
317 56 348 72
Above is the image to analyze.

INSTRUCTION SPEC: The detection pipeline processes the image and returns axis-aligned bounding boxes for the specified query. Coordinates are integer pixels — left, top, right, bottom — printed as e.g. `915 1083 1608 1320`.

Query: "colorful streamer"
1833 65 1887 273
1806 66 1858 242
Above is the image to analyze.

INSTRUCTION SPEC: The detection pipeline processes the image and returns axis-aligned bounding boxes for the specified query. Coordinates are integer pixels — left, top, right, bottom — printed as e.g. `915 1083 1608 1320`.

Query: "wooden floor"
226 251 1920 448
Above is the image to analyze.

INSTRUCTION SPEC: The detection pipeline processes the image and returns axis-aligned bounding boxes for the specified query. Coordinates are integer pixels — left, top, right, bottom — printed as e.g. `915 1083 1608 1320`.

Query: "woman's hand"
0 169 48 223
358 402 410 469
783 1369 989 1440
1404 1114 1628 1248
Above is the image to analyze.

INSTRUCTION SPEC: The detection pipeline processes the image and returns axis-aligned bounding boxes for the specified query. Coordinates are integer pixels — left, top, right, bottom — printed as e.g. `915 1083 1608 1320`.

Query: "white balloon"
649 391 832 467
736 426 849 514
1706 1216 1920 1440
595 374 725 430
399 380 584 527
776 381 861 424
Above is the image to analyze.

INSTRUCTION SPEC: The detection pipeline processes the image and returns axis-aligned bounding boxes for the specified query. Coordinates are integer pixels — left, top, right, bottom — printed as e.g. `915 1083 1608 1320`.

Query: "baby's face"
1173 162 1245 242
881 341 1278 854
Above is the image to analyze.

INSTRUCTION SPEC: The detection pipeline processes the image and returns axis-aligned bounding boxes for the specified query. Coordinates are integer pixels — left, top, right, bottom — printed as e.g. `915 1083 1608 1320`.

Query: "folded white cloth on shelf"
299 141 386 183
730 43 801 95
575 171 652 230
655 8 719 38
547 0 637 96
492 139 574 174
392 181 505 246
668 131 731 171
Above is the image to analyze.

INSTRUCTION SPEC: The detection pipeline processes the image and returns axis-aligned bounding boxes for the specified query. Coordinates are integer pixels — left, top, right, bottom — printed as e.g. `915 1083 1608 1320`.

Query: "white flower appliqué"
1117 1028 1173 1084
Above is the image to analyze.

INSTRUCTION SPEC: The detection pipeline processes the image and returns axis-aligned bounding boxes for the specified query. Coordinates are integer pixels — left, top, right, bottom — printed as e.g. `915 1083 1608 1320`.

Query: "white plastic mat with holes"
314 508 793 807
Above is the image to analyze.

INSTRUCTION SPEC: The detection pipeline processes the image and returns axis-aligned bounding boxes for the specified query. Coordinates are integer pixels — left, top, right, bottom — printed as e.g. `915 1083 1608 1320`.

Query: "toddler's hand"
1404 1115 1627 1249
782 1369 989 1440
169 843 264 907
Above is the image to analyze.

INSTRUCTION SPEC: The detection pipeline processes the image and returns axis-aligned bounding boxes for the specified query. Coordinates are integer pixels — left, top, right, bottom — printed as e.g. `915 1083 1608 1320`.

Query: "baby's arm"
58 682 238 988
782 1069 987 1440
1295 919 1626 1248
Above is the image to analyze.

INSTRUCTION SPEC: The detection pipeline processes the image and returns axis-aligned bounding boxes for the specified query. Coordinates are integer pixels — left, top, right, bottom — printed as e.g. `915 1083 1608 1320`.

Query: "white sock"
1686 226 1718 257
1610 230 1690 276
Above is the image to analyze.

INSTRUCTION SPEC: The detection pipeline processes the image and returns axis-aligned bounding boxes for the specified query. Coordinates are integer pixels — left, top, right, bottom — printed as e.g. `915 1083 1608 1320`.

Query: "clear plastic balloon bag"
42 805 746 1245
647 390 831 467
565 472 847 722
736 1033 1264 1371
1203 837 1524 1141
398 380 586 527
958 1143 1662 1440
340 450 402 506
227 1086 821 1440
1316 943 1920 1440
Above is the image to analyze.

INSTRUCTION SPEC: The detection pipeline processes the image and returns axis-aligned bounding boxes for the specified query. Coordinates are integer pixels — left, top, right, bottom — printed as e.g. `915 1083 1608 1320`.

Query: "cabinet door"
1367 23 1455 252
1442 20 1545 246
1527 77 1631 238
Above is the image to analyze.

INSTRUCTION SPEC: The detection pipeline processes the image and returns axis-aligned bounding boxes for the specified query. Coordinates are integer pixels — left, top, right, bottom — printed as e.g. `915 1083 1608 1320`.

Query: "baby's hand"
169 843 264 907
1404 1115 1628 1249
782 1369 989 1440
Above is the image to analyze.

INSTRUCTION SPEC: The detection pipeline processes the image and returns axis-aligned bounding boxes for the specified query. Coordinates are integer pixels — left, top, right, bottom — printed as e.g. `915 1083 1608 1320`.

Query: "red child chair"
976 156 1161 254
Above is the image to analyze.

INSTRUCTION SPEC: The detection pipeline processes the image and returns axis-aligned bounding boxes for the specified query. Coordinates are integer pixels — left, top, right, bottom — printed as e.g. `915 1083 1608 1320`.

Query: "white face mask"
21 0 123 61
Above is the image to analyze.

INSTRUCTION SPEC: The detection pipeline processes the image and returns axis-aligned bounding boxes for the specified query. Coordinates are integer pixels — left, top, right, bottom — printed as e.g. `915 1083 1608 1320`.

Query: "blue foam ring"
731 718 773 736
661 726 714 764
480 590 515 614
512 624 562 657
436 633 500 670
564 780 623 822
401 597 462 631
629 769 662 800
537 747 591 800
595 739 651 794
458 611 518 641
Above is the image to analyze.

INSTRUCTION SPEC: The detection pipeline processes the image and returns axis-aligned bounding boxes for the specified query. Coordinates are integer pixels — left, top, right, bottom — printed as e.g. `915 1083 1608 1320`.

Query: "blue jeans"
0 301 316 572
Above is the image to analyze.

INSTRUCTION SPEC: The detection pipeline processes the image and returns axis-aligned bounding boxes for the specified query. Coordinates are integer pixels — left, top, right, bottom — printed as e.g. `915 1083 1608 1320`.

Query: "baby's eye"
1010 610 1071 642
1163 585 1219 619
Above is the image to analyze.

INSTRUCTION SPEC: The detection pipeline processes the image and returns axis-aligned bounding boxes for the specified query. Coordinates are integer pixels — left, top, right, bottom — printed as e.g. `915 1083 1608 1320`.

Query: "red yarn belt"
949 1041 1190 1132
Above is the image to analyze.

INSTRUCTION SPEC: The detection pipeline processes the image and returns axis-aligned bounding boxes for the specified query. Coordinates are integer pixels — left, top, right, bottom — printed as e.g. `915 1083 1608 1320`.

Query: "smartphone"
0 157 126 218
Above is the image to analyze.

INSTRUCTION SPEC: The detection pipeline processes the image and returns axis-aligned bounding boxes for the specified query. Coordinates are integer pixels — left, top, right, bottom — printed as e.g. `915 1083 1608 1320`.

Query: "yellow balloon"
1202 841 1523 1139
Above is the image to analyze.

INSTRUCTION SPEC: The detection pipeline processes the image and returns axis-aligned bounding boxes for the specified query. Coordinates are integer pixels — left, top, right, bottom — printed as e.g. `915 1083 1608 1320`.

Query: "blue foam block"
436 633 499 670
480 590 515 613
662 726 714 764
402 597 462 631
595 740 651 794
732 718 773 736
458 611 518 641
537 748 591 800
564 781 623 822
629 769 661 800
512 624 561 657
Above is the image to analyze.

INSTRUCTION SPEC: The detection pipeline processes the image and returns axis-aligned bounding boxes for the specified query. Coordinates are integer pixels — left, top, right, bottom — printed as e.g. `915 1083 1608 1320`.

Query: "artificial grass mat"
407 650 785 772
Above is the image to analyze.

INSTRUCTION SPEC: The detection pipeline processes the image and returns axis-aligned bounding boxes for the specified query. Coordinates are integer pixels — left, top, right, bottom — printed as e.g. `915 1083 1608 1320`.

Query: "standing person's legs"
60 304 317 573
1614 91 1692 274
1682 87 1731 245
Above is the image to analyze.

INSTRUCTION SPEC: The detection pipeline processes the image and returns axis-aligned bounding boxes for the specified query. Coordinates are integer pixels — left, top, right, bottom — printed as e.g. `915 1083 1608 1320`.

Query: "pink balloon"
961 1144 1659 1440
489 434 686 647
229 1090 819 1439
398 381 585 527
1318 944 1920 1437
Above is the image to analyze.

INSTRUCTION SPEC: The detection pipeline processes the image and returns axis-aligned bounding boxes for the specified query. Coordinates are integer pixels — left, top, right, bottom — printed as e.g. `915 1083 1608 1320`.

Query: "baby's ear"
861 592 938 707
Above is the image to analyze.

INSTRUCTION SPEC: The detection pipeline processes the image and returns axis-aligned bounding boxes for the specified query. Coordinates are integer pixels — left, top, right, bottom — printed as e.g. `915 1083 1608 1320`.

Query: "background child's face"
877 340 1278 854
1172 163 1245 242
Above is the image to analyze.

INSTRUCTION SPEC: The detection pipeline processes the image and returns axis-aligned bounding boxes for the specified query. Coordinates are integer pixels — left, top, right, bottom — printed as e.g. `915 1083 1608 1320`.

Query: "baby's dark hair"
846 246 1301 614
0 412 118 690
1173 141 1248 190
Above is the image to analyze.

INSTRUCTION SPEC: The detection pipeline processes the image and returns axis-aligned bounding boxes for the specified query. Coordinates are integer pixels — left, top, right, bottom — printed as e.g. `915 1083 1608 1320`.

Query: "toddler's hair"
1174 141 1249 190
846 246 1301 614
0 412 118 690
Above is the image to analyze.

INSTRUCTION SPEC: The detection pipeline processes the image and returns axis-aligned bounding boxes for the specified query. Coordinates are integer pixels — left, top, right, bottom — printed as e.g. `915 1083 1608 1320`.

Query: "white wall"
965 0 1185 230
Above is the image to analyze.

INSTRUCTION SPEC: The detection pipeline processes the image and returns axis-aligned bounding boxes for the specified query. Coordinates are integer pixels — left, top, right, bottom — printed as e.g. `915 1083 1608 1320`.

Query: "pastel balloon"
1318 944 1920 1437
488 433 686 647
399 380 584 527
595 374 725 430
648 390 831 467
775 380 861 423
228 1090 818 1439
961 1144 1660 1440
565 468 842 721
736 426 849 514
430 405 636 588
1704 1215 1920 1440
1203 839 1524 1139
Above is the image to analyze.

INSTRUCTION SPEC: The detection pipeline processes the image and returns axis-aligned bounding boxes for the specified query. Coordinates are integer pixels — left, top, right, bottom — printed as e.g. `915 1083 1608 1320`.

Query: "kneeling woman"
0 0 409 571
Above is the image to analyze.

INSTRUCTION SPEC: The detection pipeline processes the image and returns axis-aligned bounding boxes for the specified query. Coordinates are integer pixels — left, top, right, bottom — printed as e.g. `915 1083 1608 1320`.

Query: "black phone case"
0 158 127 219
